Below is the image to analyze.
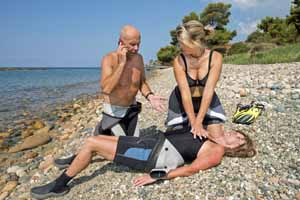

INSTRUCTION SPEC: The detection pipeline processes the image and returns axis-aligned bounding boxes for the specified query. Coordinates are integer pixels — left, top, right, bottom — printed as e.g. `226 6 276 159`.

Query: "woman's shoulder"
173 54 185 68
210 50 223 60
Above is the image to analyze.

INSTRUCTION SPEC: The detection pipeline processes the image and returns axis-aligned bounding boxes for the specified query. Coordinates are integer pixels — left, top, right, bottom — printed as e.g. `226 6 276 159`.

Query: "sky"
0 0 290 67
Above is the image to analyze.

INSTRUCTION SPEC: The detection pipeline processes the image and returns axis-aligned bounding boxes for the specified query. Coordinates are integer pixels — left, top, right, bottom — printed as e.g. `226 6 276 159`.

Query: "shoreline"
0 63 299 199
0 68 158 145
0 67 48 71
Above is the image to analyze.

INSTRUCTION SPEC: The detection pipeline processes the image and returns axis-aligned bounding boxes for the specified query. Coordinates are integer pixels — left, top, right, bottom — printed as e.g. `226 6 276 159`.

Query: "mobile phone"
118 39 125 46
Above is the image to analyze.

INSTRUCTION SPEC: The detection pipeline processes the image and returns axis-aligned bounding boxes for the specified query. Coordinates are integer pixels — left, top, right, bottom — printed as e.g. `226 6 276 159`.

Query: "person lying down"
31 127 256 199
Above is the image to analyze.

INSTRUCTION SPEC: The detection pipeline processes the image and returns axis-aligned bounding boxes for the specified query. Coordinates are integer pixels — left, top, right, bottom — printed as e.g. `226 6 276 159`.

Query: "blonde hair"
176 20 213 49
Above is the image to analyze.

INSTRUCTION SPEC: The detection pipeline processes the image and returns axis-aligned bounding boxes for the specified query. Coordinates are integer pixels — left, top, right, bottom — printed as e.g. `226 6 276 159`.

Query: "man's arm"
101 45 127 94
139 55 166 112
133 141 224 186
166 141 224 179
139 57 152 97
101 55 125 94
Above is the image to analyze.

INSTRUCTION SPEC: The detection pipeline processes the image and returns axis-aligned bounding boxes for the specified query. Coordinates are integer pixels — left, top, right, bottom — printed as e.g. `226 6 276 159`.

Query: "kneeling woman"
166 20 226 139
31 128 255 199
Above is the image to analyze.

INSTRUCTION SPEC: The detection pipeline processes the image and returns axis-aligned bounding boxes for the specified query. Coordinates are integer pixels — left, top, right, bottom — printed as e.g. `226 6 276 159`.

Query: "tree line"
155 0 300 65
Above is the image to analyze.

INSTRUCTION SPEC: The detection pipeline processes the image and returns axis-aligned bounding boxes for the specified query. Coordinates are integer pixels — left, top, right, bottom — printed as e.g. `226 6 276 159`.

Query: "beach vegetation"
223 43 300 64
157 2 236 65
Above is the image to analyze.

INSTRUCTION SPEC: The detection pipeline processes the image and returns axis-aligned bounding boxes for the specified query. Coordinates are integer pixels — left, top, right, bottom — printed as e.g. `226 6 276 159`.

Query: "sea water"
0 68 100 130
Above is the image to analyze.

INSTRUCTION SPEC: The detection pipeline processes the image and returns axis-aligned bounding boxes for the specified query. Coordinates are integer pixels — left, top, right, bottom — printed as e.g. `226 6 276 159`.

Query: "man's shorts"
94 102 141 137
113 136 158 171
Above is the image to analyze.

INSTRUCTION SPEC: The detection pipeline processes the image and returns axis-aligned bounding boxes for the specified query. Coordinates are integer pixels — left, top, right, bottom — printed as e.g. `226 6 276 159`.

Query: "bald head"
120 25 140 40
119 25 141 54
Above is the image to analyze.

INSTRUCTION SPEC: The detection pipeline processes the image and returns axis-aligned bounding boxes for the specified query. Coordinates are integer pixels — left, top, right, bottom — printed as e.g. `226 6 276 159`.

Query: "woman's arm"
195 52 223 125
173 56 196 124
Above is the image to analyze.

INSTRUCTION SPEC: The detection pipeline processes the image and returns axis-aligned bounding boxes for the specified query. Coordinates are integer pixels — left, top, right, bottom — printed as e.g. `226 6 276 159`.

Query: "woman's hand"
133 174 157 186
191 121 209 139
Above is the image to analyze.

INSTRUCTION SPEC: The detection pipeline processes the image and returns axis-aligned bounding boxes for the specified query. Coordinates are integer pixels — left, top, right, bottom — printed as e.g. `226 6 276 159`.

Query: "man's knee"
84 136 99 150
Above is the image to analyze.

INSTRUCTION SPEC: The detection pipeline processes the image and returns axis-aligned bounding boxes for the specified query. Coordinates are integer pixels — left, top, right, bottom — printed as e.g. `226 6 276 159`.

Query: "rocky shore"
0 63 300 199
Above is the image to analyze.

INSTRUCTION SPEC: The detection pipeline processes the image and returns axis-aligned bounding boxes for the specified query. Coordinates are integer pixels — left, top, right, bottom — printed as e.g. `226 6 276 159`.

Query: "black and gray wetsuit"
114 127 207 175
166 50 226 128
94 101 142 137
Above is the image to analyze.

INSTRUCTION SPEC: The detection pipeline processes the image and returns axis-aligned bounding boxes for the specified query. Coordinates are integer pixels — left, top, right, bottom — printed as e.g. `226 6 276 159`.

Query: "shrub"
227 42 250 55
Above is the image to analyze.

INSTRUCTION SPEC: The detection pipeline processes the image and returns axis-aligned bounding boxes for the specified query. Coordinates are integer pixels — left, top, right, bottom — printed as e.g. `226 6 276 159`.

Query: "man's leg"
31 135 118 199
66 135 118 176
54 131 118 169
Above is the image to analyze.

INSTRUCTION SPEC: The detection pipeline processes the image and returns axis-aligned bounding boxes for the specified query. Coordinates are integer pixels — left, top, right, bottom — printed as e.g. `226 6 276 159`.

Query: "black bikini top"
180 50 214 87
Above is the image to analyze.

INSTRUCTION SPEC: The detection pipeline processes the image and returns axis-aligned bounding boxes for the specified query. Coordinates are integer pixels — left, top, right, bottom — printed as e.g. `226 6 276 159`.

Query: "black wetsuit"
114 127 207 170
165 128 206 163
166 50 226 127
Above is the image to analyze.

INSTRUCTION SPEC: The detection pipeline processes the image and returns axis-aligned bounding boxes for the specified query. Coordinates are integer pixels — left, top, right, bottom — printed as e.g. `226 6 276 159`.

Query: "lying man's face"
224 131 246 149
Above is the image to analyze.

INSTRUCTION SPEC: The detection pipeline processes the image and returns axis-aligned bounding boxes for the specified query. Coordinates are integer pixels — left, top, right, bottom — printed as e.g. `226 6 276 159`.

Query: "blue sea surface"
0 68 100 130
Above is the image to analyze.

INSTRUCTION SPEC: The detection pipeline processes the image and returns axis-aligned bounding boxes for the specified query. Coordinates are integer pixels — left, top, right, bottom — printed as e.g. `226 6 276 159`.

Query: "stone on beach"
8 132 51 153
21 129 33 139
24 151 38 160
0 132 10 140
73 103 81 109
2 62 300 199
0 192 9 200
38 155 54 172
1 181 18 193
32 120 45 130
239 88 248 97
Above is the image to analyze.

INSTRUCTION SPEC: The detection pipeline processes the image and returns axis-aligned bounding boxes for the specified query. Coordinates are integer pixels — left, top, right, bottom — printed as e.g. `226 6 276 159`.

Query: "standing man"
54 25 165 169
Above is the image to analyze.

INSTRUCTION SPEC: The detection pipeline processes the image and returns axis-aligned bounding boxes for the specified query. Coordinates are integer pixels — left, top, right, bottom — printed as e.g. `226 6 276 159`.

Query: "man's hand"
133 174 157 187
191 121 209 139
117 43 128 67
148 94 166 112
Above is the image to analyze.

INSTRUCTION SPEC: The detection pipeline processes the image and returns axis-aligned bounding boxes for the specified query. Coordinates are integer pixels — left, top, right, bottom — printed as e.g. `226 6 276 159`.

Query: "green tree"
170 3 236 47
227 42 250 55
170 29 178 46
182 11 200 23
287 0 300 33
199 2 236 46
157 45 179 65
257 16 275 33
157 2 236 63
207 28 237 46
246 31 267 43
199 2 231 29
254 16 298 44
170 12 200 45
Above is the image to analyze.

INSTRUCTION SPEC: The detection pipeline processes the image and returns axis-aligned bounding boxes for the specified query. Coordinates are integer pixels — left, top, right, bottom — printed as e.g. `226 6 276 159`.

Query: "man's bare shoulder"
101 51 119 68
103 51 118 61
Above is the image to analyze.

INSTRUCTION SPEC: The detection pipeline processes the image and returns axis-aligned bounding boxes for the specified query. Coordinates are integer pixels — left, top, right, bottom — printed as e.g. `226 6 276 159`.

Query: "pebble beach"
0 62 300 200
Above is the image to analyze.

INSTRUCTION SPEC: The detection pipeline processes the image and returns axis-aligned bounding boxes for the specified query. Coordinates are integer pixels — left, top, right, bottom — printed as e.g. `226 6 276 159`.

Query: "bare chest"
118 65 142 88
